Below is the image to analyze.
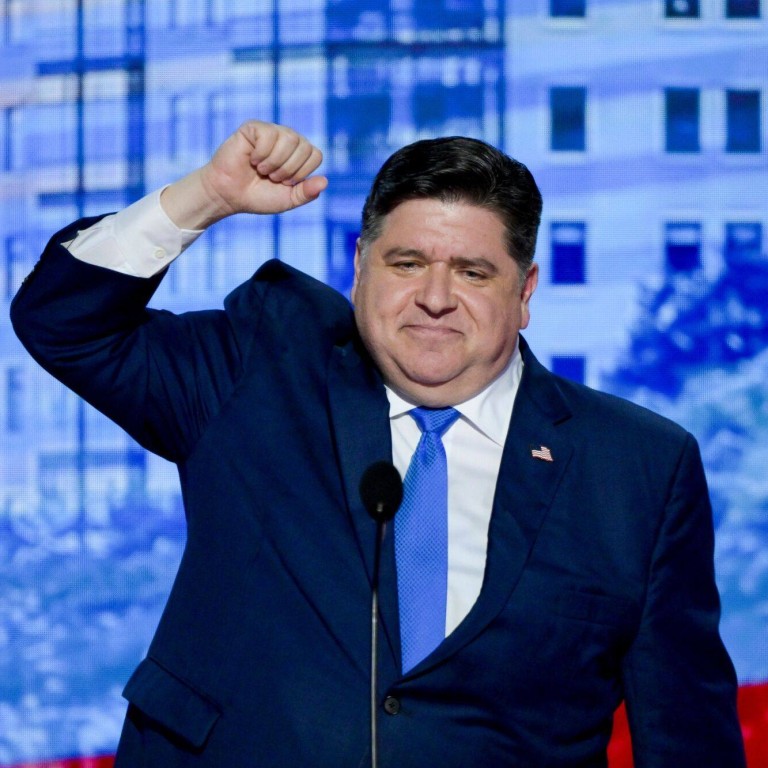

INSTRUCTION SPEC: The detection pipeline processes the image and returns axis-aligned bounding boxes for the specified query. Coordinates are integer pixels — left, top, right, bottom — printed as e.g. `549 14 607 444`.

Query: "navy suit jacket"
11 219 745 767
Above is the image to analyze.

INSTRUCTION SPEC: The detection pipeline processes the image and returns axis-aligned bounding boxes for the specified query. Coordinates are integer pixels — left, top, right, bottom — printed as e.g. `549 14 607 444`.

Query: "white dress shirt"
65 187 202 277
387 353 520 636
66 191 523 638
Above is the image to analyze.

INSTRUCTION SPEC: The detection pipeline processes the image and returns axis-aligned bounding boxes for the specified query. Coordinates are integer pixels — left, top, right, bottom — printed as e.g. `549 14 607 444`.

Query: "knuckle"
279 126 299 141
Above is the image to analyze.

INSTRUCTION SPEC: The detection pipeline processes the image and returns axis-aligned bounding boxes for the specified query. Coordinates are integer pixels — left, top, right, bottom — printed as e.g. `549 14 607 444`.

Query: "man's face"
351 198 538 407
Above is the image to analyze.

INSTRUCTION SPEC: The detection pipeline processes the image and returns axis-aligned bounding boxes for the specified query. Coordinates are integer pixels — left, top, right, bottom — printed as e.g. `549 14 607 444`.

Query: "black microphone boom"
359 460 403 768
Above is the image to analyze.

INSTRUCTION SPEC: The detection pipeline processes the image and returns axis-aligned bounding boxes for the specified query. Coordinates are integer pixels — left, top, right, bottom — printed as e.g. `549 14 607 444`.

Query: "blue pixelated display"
1 2 767 763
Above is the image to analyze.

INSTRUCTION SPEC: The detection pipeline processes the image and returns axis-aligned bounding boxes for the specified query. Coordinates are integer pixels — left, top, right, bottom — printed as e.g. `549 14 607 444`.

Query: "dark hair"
359 136 543 280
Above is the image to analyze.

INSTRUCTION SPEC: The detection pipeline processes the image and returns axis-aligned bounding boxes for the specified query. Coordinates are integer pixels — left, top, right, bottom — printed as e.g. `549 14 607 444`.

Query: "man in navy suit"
11 121 745 766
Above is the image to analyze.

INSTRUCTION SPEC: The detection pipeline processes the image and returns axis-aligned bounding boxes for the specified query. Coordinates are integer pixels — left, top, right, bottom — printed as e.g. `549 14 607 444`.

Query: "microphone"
359 461 403 768
360 461 403 523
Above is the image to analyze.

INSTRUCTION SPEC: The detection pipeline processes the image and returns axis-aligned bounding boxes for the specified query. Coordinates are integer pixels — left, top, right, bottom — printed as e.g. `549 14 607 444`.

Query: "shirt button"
383 696 401 715
153 247 167 260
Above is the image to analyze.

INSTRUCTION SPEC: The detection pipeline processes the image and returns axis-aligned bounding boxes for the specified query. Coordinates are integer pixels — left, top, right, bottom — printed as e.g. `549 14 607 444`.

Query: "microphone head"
359 461 403 523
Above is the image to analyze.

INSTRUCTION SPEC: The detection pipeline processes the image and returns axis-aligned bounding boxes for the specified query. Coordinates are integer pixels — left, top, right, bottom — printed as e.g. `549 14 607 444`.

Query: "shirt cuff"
65 186 205 278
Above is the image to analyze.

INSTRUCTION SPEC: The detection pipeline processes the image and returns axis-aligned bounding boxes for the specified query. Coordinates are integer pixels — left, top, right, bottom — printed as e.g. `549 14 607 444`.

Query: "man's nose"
415 264 458 314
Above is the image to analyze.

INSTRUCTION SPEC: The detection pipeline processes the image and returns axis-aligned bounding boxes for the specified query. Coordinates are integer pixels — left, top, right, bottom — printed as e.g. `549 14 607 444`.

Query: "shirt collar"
385 340 523 447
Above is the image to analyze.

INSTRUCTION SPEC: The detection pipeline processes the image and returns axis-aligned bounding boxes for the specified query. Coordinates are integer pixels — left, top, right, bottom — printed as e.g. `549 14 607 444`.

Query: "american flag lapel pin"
530 445 554 462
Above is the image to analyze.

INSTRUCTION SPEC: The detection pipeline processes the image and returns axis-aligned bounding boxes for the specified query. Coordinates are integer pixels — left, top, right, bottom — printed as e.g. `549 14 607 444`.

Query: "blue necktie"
395 406 460 673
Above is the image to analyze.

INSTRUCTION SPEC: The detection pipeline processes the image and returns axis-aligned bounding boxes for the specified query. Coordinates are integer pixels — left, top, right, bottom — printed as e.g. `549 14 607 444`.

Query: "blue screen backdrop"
0 1 766 762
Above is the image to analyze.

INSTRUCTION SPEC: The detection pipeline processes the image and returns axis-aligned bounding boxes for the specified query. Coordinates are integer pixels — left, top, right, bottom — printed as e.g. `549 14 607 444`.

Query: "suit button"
383 696 401 715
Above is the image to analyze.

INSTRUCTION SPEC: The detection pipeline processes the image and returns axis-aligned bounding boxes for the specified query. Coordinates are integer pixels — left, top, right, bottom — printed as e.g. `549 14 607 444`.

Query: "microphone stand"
370 512 386 768
359 462 403 768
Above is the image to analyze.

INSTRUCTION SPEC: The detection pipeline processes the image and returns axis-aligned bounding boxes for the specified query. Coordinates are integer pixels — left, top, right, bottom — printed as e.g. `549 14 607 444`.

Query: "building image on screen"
0 1 766 763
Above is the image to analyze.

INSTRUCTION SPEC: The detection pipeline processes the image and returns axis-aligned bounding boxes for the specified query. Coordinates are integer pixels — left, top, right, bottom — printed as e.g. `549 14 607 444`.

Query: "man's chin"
389 369 468 405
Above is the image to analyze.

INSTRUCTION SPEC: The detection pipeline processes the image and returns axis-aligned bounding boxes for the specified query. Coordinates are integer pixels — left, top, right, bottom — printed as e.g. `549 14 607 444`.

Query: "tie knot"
410 406 460 437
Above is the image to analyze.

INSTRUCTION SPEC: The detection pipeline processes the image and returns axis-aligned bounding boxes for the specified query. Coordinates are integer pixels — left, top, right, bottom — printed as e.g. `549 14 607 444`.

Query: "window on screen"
725 223 762 266
551 0 586 17
551 355 586 384
665 88 700 153
551 222 586 284
726 0 760 18
665 0 700 17
665 222 702 271
550 86 586 151
726 90 761 153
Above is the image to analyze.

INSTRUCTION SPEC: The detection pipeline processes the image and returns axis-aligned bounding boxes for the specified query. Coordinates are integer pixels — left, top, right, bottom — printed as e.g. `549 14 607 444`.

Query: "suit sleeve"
621 433 746 767
10 218 250 463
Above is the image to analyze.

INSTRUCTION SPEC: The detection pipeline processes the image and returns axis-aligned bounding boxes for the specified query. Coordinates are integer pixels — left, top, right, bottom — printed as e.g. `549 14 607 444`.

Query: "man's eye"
462 270 486 281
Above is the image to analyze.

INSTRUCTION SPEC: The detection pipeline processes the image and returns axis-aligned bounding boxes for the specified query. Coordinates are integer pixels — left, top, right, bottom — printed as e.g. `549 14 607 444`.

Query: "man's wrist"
160 167 233 231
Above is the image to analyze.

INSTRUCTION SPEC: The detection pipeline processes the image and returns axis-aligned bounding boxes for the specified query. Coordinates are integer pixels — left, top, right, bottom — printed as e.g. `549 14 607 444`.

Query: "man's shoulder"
552 371 691 449
522 338 686 440
224 259 355 339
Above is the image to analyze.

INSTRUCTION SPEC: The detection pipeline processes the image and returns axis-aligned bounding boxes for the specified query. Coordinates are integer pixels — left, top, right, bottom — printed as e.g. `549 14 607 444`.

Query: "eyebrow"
382 247 424 261
451 256 499 275
382 247 500 275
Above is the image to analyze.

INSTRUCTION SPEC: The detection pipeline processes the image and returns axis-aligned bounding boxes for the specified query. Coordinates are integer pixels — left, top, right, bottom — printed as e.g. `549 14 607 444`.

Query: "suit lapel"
407 340 575 675
327 338 402 670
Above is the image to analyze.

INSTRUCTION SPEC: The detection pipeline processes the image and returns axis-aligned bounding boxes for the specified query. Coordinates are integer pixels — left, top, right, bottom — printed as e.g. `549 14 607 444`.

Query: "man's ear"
519 263 538 330
350 238 363 304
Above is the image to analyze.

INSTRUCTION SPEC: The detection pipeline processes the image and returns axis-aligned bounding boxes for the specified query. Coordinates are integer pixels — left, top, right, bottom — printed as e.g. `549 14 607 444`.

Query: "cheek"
370 284 409 321
355 284 397 338
469 297 517 332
